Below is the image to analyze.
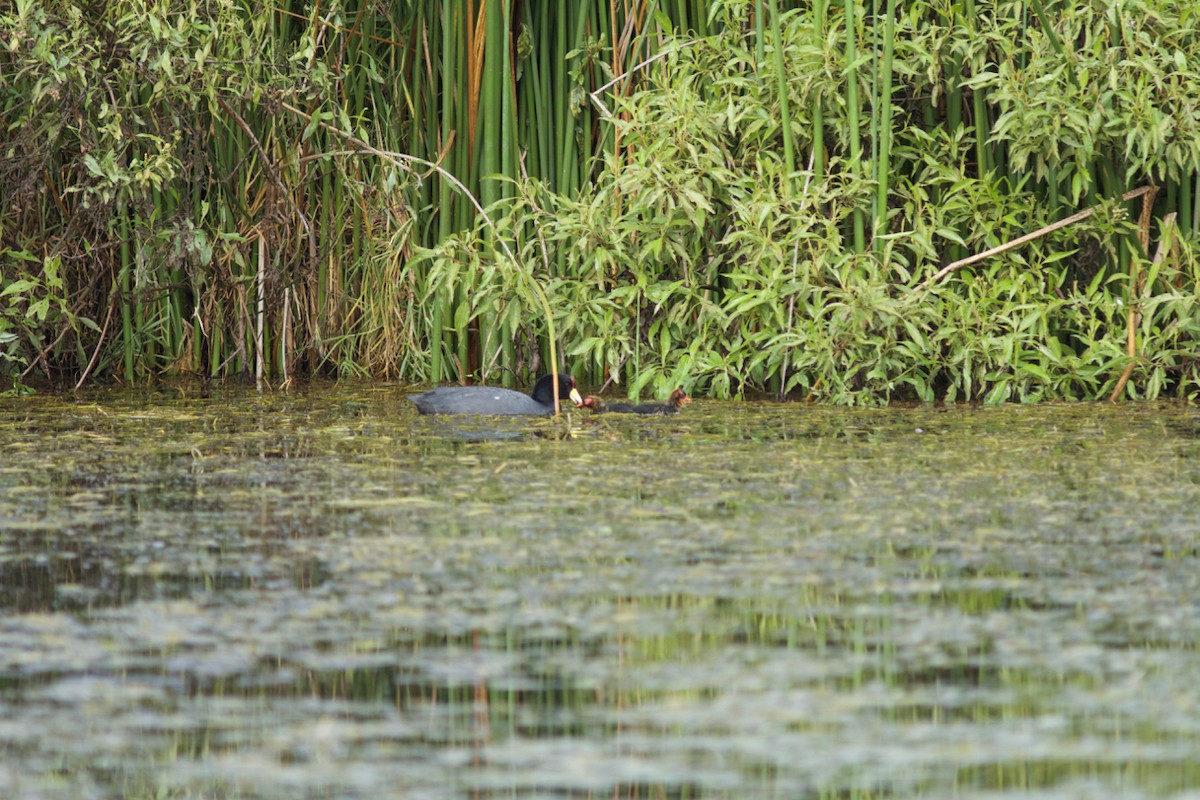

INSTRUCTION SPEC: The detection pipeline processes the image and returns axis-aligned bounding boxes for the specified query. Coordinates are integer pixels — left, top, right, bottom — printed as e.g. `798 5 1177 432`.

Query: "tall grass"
1 0 1198 403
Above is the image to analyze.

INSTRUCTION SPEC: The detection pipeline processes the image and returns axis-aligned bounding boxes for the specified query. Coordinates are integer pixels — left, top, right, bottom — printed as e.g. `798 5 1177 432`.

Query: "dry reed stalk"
917 185 1158 291
1110 210 1177 402
256 234 266 392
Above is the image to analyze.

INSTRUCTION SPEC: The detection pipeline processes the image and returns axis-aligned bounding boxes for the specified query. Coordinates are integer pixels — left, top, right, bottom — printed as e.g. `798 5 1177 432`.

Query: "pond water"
2 384 1199 799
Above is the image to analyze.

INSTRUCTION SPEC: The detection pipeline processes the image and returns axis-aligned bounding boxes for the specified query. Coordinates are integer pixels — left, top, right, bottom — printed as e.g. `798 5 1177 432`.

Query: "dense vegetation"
2 0 1198 402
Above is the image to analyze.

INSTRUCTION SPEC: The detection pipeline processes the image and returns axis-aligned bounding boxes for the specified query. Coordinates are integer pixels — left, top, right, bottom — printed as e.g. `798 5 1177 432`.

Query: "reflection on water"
2 384 1200 798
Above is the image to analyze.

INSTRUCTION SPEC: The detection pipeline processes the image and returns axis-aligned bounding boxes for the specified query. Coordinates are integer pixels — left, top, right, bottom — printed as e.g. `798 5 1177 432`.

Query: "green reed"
1 0 1198 403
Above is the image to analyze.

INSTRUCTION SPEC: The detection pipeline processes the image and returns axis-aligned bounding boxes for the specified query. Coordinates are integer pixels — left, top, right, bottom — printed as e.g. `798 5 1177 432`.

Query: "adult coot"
580 388 692 415
409 374 583 416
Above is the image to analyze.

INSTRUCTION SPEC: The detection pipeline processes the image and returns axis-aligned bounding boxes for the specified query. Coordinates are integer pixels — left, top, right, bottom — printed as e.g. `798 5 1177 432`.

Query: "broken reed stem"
780 149 818 401
256 234 265 392
587 39 701 118
1136 185 1159 254
1109 210 1176 402
282 286 290 386
917 185 1157 290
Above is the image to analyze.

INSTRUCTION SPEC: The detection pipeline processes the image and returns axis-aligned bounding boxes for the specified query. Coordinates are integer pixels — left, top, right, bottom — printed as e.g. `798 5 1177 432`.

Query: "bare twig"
20 316 72 383
216 96 317 263
74 287 120 390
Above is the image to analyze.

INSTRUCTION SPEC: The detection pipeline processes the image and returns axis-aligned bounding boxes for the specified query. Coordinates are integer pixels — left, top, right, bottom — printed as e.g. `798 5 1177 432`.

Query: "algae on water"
2 386 1200 798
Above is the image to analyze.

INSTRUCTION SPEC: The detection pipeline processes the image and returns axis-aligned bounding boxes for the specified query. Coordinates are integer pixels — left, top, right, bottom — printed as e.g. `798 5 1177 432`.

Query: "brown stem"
1109 211 1177 402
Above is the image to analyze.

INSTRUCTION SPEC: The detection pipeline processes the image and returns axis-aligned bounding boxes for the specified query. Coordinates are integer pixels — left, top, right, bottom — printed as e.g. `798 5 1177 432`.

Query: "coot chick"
580 389 692 415
409 374 583 416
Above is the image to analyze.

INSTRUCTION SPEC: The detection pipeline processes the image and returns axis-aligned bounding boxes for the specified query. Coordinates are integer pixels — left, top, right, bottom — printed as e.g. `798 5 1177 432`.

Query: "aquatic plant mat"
2 385 1200 799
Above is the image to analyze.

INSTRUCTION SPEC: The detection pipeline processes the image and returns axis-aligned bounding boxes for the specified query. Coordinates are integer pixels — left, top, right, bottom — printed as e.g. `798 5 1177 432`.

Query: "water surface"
2 384 1199 798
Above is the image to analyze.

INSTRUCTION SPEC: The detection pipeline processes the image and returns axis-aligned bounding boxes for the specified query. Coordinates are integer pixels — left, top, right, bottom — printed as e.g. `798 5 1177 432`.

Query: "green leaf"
27 296 49 321
1 279 38 298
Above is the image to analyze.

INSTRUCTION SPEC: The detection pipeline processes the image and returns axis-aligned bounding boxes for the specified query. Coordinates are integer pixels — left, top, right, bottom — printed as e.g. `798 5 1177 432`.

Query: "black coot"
409 374 583 416
579 389 692 415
